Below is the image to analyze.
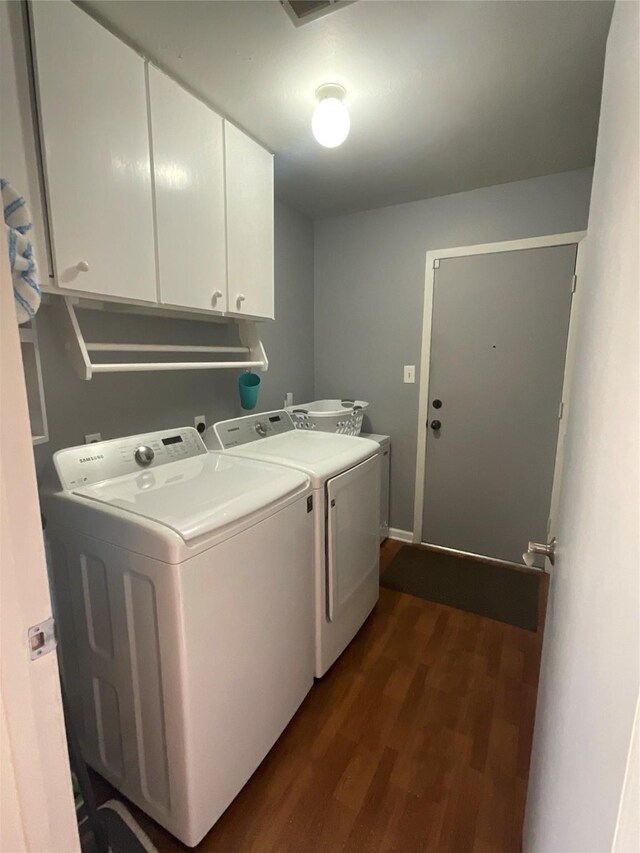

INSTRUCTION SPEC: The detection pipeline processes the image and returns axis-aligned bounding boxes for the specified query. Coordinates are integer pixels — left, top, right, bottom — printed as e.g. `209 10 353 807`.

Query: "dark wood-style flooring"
92 540 548 852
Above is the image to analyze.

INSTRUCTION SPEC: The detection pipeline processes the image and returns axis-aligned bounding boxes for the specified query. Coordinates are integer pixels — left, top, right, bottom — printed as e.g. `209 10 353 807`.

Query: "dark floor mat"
98 800 157 853
382 545 540 631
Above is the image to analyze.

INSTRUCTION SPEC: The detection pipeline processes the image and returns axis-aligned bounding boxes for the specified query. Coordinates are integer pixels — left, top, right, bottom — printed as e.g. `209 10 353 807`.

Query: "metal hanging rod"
91 361 264 374
85 343 251 354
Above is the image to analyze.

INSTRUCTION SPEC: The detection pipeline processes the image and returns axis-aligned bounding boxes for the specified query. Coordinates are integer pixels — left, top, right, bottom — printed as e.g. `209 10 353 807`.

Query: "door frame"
412 231 587 550
0 234 79 848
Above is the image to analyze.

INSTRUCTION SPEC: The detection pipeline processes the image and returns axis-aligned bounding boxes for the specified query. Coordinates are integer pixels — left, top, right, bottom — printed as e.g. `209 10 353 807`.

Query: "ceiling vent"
281 0 355 27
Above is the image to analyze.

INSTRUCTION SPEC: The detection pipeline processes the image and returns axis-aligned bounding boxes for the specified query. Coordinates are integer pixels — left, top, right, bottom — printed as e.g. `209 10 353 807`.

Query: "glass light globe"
312 97 350 148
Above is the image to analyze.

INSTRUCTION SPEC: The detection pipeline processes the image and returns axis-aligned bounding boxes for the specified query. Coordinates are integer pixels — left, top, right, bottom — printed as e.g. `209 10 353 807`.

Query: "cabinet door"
148 65 227 313
30 1 156 302
224 123 274 320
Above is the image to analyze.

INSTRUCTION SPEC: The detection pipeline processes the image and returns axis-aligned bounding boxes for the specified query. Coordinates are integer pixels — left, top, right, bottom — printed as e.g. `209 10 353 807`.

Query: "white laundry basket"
288 399 369 435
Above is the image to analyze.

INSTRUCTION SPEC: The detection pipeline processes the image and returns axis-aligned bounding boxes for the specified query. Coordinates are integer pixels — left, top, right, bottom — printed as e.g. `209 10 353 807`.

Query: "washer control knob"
255 421 268 437
134 445 155 467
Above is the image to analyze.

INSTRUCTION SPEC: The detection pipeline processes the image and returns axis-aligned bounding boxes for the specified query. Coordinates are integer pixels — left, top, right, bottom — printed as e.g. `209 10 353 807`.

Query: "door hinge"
28 617 56 660
433 258 440 269
546 516 552 535
571 274 577 293
558 401 564 420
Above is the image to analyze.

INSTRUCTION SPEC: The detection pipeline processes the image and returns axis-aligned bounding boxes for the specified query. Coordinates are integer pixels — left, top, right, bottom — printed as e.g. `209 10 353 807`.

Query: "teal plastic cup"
238 372 261 410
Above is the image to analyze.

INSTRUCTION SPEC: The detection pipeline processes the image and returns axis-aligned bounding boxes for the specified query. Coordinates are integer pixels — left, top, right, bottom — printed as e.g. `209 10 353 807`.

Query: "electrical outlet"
194 415 206 435
403 365 416 384
84 432 102 444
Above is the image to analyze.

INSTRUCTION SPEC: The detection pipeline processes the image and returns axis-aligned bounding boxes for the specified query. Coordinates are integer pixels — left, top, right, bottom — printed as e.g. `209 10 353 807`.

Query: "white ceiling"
80 0 613 218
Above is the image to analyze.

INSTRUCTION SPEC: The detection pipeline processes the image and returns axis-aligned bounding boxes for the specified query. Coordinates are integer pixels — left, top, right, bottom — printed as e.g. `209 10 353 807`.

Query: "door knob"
134 445 155 467
430 420 442 430
76 260 89 272
523 537 556 567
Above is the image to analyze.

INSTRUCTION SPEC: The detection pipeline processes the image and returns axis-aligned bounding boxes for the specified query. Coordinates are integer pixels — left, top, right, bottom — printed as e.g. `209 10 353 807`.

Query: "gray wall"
34 199 314 479
313 167 594 532
259 200 315 410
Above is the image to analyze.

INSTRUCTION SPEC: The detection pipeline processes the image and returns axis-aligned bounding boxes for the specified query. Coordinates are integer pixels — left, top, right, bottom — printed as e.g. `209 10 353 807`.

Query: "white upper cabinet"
30 1 156 303
225 123 275 321
28 2 275 321
147 65 227 313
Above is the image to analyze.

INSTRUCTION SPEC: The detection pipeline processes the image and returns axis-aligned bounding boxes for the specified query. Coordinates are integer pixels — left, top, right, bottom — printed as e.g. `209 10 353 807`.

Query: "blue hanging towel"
2 178 41 324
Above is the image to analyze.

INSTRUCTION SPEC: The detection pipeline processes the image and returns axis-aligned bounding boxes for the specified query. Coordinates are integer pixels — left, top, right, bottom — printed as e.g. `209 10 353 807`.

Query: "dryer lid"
72 452 309 542
215 430 379 486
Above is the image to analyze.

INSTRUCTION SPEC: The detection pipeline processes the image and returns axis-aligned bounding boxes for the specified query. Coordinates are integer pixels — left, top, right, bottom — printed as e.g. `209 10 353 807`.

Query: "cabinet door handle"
76 260 90 272
212 290 223 303
236 294 246 308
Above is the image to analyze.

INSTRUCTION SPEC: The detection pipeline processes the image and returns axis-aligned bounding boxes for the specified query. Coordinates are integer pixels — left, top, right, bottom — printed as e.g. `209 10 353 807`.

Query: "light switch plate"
403 365 416 384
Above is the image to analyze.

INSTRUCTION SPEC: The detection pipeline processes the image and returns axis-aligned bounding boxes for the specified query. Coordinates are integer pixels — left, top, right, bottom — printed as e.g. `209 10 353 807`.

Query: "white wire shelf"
53 296 268 379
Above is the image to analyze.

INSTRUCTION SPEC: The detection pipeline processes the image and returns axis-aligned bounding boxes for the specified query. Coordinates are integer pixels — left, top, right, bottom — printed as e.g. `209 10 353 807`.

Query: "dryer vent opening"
281 0 355 27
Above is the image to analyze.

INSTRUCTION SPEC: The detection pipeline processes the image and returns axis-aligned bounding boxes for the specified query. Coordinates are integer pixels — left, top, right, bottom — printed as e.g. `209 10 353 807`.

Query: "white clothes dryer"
205 411 380 677
360 433 391 541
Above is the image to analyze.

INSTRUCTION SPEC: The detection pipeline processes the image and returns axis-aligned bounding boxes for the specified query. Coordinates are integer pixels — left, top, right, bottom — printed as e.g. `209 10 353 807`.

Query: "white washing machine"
205 411 381 677
42 427 314 847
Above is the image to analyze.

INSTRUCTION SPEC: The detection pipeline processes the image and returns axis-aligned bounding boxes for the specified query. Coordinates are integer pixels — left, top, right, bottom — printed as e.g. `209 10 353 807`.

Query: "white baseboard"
389 527 413 544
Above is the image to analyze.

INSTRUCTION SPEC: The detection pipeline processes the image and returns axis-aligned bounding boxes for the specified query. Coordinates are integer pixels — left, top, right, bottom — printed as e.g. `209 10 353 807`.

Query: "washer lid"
217 430 379 486
72 451 309 542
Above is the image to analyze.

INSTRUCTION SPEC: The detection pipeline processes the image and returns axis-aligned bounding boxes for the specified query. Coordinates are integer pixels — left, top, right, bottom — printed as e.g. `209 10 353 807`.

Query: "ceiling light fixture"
312 84 350 148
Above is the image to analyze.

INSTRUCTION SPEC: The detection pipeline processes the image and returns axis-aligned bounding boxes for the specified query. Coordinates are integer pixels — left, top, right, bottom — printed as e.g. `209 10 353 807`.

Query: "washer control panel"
54 427 207 490
213 410 295 449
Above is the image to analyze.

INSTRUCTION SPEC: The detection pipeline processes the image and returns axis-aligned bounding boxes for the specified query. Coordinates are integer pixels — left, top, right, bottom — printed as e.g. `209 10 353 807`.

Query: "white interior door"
0 244 78 850
421 243 577 564
326 456 380 621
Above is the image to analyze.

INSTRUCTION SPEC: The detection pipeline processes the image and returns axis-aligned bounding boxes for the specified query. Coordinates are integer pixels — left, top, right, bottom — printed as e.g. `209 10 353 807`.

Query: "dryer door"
326 454 380 621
